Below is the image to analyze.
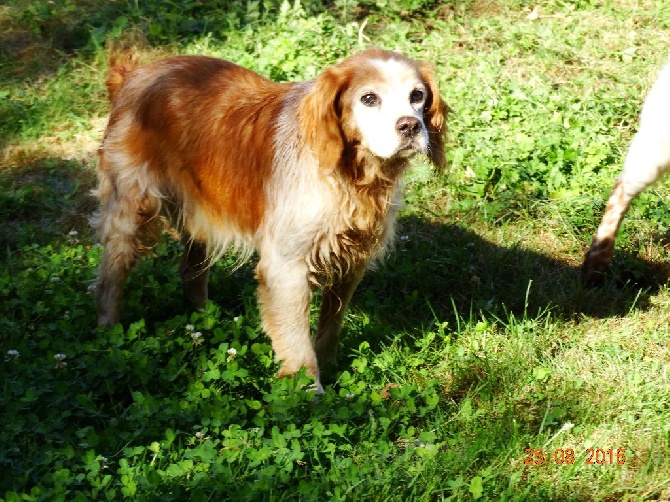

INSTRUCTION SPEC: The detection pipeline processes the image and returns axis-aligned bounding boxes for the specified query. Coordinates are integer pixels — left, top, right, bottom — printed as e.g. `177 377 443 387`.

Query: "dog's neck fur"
266 81 410 287
307 147 407 288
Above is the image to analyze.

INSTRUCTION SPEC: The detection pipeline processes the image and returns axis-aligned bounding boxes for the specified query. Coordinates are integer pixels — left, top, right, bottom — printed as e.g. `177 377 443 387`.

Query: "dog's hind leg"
179 237 210 308
93 160 162 325
583 126 670 286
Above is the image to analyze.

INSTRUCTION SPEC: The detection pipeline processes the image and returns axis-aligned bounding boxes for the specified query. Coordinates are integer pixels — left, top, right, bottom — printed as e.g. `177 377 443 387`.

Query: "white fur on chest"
260 87 401 281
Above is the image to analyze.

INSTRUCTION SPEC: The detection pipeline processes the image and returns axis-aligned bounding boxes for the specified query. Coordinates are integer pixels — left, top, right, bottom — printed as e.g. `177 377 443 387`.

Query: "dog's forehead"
366 57 423 90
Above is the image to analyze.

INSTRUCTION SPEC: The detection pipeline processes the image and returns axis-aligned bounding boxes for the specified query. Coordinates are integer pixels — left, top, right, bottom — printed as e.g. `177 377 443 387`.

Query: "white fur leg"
255 255 320 384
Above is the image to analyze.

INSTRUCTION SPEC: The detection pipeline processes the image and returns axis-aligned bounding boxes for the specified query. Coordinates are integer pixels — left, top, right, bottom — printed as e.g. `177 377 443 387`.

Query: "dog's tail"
106 53 138 103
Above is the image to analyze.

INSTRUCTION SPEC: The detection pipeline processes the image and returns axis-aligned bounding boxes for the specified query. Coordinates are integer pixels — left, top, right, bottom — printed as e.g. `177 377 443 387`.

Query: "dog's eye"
410 89 424 104
361 92 381 107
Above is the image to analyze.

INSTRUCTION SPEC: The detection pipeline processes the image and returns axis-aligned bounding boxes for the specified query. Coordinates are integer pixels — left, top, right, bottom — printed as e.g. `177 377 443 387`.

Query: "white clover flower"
560 422 575 433
185 324 195 332
233 316 239 323
50 276 61 283
345 393 355 400
5 349 20 362
54 353 67 368
191 331 203 345
226 347 237 362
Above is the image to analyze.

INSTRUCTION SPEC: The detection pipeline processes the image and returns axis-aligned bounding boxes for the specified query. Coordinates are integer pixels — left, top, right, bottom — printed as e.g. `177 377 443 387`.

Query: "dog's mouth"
396 137 427 157
359 130 428 161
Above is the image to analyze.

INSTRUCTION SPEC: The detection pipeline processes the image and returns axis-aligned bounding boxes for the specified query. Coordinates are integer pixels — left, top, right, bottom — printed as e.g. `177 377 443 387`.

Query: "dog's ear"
298 66 348 170
418 62 449 170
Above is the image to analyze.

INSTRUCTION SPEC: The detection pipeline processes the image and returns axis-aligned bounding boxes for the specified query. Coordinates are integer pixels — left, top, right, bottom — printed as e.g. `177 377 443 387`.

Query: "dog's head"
299 49 448 175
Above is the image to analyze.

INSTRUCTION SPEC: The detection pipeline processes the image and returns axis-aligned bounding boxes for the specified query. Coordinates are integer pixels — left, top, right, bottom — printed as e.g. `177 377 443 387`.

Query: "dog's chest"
307 181 398 285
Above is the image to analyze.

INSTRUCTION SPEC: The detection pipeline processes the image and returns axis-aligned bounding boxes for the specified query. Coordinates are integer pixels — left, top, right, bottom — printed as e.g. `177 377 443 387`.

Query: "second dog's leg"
255 259 321 391
179 238 210 308
583 129 670 286
314 265 366 381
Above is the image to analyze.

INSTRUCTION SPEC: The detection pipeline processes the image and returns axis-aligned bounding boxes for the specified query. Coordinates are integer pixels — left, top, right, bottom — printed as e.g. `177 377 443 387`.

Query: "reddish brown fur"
109 57 285 235
105 52 141 101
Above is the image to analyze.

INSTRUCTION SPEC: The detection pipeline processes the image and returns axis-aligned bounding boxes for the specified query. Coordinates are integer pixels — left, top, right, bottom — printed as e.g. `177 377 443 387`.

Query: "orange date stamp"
524 447 626 466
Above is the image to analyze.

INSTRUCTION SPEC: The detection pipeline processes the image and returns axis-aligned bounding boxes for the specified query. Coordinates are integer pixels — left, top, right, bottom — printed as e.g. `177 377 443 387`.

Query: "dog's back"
96 56 293 255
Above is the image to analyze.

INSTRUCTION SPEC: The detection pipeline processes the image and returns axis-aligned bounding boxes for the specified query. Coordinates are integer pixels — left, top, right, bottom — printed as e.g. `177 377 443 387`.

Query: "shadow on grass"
123 214 670 347
0 1 286 81
354 214 668 326
0 157 98 253
2 158 668 327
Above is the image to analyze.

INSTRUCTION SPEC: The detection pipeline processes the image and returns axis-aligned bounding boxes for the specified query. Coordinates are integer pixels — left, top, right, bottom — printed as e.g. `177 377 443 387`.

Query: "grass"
1 0 670 500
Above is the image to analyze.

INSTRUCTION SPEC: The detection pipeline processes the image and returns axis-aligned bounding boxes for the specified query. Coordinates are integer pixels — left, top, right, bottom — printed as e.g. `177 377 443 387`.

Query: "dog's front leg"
255 258 321 392
314 264 366 382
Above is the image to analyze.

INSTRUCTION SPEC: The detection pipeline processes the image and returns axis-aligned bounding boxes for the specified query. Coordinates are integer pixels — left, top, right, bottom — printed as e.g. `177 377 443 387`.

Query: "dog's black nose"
396 116 422 138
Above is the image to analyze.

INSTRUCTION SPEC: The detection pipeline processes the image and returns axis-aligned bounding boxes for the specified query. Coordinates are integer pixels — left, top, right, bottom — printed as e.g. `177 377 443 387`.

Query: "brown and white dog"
583 56 670 286
93 49 448 392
